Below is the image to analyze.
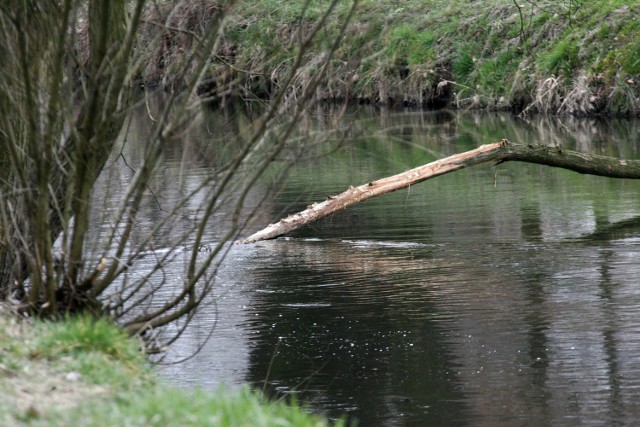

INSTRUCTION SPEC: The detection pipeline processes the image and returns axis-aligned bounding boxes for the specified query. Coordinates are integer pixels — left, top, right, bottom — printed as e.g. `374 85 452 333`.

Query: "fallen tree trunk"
241 139 640 243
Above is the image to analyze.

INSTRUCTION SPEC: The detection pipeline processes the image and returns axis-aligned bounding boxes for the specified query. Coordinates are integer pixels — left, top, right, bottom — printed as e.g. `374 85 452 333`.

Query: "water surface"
117 108 640 426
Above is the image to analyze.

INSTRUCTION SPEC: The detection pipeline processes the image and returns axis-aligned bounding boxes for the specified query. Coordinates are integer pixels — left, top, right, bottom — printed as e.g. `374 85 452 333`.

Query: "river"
104 106 640 426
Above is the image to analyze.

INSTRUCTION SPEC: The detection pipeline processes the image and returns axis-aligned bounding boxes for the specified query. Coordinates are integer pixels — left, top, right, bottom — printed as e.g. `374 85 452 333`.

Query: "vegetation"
0 0 637 422
0 0 355 349
1 0 637 340
164 0 638 115
3 0 637 422
0 312 340 426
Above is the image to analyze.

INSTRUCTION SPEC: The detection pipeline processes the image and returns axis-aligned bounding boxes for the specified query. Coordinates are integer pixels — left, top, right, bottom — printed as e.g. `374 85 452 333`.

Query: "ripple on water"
150 110 640 426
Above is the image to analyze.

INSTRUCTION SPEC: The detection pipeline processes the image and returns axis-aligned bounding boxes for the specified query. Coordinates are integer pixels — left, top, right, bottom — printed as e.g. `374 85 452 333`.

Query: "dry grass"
522 76 564 115
558 72 597 115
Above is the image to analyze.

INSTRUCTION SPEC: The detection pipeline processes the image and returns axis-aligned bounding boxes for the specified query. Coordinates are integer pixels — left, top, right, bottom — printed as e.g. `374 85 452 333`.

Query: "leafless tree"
0 0 357 349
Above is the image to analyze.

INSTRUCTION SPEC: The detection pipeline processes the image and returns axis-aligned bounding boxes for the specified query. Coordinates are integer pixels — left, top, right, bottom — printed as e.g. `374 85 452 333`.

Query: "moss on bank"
136 0 640 116
0 311 341 426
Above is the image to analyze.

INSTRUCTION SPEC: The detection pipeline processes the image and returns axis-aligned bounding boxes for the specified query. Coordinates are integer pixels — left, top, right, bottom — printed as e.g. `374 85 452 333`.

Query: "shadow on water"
109 106 640 426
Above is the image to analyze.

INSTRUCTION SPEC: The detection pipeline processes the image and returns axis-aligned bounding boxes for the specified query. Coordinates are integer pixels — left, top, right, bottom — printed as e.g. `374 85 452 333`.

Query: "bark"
241 139 640 243
0 0 131 307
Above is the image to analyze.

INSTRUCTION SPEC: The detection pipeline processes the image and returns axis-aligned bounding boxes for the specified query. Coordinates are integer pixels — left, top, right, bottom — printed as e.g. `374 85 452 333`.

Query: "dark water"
116 108 640 426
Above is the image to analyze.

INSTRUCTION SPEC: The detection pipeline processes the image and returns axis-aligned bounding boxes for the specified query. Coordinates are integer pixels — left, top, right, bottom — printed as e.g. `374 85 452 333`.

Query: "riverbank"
0 309 340 426
136 0 640 116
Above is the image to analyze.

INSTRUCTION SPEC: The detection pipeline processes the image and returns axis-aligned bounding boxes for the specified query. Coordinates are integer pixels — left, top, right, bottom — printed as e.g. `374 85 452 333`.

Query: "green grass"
452 49 475 80
620 40 640 75
538 38 580 75
207 0 640 114
388 25 436 66
34 316 142 361
30 316 149 388
40 387 341 427
0 313 341 427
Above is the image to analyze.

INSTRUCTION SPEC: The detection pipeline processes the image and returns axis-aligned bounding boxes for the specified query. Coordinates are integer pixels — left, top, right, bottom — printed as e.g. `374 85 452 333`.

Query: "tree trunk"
241 139 640 243
0 0 130 307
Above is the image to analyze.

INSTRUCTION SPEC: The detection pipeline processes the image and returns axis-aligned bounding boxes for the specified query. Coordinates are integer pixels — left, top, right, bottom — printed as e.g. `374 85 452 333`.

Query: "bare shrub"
0 0 355 351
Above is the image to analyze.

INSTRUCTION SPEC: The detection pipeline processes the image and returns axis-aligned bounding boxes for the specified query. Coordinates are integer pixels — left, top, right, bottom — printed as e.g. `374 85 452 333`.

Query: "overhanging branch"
241 139 640 243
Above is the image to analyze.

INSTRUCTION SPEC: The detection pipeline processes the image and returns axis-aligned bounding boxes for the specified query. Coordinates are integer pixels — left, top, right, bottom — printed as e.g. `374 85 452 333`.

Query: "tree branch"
241 140 640 243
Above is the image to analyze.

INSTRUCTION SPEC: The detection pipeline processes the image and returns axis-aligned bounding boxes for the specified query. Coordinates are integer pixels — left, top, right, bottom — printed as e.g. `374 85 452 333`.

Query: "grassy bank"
0 310 341 426
138 0 640 116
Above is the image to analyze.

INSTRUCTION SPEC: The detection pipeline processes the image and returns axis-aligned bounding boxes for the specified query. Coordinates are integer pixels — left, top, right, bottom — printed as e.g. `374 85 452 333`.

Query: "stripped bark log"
241 139 640 243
